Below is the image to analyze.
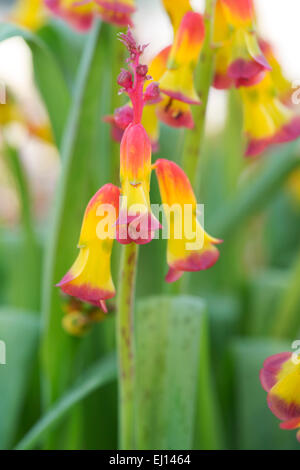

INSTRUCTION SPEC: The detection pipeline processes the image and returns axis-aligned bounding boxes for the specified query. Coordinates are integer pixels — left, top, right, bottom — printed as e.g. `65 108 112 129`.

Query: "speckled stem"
116 242 139 449
181 0 216 192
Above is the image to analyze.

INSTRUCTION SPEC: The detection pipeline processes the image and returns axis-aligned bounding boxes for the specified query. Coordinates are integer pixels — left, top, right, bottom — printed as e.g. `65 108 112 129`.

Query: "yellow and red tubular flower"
240 74 300 157
159 12 205 105
162 0 192 34
117 123 160 244
57 184 120 312
260 352 300 442
94 0 135 27
44 0 94 31
10 0 47 30
259 39 292 105
149 45 194 129
213 0 270 89
154 159 222 283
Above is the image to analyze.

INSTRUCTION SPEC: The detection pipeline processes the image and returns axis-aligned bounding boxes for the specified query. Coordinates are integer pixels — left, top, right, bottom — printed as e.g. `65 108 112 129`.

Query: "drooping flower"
259 39 291 104
44 0 94 31
10 0 47 31
159 11 205 105
240 71 300 157
57 184 120 312
162 0 192 34
117 121 160 244
154 159 222 283
213 0 270 89
44 0 135 30
260 351 300 442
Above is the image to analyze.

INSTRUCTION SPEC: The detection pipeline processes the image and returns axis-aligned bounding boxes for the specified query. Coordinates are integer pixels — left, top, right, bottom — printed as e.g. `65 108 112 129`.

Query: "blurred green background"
0 0 300 450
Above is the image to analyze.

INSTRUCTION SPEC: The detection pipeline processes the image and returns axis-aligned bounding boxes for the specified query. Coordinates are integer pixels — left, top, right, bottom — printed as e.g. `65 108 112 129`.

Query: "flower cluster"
107 9 205 151
57 30 221 319
44 0 136 30
260 352 300 442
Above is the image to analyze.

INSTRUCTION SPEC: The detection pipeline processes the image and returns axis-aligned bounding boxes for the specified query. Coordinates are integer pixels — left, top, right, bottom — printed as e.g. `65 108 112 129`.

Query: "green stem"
271 247 300 338
116 242 139 449
181 0 216 191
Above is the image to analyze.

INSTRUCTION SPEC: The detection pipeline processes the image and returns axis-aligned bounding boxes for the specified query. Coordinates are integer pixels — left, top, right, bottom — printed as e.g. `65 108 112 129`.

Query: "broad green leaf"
15 354 117 450
41 21 111 411
2 146 41 310
230 338 299 450
247 270 288 336
0 309 40 449
0 23 71 147
135 295 221 450
37 20 85 92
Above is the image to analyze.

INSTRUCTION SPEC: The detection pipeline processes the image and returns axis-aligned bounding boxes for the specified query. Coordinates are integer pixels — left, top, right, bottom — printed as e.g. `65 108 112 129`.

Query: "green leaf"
2 146 41 310
0 308 40 449
41 21 111 410
15 354 117 450
135 295 221 449
230 338 299 450
210 143 300 238
0 23 71 147
37 19 85 92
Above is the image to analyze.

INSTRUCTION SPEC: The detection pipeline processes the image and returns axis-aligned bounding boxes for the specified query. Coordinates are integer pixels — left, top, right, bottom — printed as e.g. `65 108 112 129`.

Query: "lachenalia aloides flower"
57 29 222 328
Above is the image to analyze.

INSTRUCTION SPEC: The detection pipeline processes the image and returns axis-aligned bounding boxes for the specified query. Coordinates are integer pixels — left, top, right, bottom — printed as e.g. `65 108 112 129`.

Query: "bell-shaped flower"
44 0 94 30
45 0 135 30
154 159 221 283
240 72 300 157
213 0 270 89
162 0 192 34
259 39 291 104
159 11 205 105
117 122 160 244
10 0 47 30
260 351 300 442
94 0 135 27
57 183 120 312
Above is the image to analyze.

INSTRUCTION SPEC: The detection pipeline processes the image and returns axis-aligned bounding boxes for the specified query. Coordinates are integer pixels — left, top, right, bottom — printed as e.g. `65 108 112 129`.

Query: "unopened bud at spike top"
154 159 221 283
260 352 300 443
159 11 205 105
57 184 120 311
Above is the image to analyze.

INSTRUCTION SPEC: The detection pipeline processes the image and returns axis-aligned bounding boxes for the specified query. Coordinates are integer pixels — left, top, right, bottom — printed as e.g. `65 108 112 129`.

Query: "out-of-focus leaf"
0 23 71 146
15 354 116 450
37 19 85 91
135 295 221 450
230 338 299 450
247 270 288 336
3 146 41 310
41 21 110 411
0 309 40 449
210 143 300 238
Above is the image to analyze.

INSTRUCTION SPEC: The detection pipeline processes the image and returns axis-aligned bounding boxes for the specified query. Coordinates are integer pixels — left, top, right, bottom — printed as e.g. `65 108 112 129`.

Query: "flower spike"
57 184 120 312
116 29 160 244
154 159 222 282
